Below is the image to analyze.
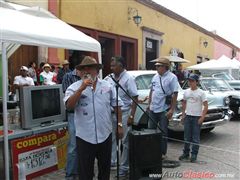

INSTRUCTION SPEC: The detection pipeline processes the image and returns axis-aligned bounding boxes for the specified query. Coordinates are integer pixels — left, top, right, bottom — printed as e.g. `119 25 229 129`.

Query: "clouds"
153 0 240 47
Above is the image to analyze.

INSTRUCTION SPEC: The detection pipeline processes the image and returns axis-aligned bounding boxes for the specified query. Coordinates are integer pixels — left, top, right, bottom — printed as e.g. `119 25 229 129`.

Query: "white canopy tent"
218 55 240 69
187 55 240 79
187 55 240 70
0 3 101 179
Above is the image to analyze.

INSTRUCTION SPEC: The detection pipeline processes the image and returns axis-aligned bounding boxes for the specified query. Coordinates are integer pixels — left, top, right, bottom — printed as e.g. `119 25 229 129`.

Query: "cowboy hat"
76 56 103 70
154 57 171 66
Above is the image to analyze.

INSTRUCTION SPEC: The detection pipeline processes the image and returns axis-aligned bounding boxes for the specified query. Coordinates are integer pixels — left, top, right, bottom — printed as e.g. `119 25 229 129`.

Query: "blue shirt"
63 78 123 144
150 70 179 113
62 69 81 93
104 70 138 111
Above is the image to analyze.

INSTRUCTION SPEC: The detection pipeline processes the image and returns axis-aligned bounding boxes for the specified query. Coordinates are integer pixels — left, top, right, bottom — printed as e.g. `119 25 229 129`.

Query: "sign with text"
11 130 67 180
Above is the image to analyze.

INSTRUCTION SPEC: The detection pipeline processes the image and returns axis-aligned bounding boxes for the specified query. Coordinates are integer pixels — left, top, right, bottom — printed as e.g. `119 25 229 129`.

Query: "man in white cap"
57 60 71 84
13 66 35 101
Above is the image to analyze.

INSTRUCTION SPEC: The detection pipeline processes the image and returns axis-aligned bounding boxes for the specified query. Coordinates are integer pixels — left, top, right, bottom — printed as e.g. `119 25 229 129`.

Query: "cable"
163 136 240 171
200 153 240 171
165 136 240 155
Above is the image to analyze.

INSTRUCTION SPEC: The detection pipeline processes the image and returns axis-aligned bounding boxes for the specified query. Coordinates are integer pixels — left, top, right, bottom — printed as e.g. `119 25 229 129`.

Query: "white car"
128 70 232 132
212 72 240 91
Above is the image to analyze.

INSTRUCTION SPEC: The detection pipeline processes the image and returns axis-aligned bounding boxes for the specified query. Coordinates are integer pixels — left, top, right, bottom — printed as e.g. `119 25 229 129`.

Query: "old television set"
19 84 66 129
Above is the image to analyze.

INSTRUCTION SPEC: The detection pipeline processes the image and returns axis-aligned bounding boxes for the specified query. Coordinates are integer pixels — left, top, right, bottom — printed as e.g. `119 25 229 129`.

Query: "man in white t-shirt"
179 74 208 163
13 66 35 101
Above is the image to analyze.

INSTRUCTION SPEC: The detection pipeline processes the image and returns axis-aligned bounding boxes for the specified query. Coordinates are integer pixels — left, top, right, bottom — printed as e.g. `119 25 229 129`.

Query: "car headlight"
224 97 230 105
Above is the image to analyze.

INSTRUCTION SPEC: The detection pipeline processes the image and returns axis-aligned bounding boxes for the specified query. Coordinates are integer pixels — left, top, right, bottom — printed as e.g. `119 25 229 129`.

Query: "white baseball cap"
20 66 28 71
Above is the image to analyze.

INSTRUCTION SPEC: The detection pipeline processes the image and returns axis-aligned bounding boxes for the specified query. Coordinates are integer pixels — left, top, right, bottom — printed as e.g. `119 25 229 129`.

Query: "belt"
66 110 74 113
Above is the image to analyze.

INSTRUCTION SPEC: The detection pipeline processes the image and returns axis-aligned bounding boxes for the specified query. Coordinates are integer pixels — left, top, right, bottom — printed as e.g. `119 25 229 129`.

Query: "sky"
152 0 240 48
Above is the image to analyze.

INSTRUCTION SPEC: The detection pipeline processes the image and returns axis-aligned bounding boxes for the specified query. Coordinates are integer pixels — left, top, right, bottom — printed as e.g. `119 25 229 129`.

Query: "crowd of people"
10 60 71 99
10 56 208 180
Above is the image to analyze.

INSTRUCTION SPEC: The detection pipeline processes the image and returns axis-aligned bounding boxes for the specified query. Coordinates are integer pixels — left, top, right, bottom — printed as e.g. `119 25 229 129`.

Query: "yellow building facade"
7 0 214 77
59 0 213 75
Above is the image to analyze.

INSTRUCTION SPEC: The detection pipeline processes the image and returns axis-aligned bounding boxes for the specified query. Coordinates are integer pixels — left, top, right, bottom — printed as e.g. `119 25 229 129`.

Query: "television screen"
20 85 65 129
31 89 61 119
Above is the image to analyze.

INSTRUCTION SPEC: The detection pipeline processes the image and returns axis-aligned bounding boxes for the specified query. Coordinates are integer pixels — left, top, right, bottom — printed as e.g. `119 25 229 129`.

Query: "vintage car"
128 70 232 132
212 72 240 91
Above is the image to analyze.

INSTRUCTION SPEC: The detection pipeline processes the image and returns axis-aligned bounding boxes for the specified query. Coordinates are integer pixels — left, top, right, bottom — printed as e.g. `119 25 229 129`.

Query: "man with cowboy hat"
147 57 179 160
64 56 123 180
57 60 71 84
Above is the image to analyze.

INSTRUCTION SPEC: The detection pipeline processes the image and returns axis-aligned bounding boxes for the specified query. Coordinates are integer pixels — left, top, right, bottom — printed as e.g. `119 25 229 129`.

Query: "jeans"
183 115 201 156
148 111 168 155
66 113 79 177
111 110 131 171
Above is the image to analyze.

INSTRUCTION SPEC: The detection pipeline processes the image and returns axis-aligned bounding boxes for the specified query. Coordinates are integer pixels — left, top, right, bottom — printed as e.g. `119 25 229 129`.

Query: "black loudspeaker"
129 129 162 180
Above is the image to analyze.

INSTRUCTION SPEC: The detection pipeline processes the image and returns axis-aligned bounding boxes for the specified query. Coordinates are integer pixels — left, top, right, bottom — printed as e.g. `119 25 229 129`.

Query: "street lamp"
128 7 142 26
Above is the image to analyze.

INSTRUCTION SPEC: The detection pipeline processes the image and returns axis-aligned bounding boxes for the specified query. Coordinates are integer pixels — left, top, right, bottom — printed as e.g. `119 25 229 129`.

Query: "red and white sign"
11 130 67 180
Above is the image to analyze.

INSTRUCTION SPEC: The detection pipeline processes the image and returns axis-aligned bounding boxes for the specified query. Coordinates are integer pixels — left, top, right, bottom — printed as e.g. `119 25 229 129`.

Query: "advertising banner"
11 130 68 180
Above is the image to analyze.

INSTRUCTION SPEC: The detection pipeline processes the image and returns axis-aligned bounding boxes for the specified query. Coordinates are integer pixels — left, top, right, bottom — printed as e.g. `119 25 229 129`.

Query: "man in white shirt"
105 56 138 177
148 57 179 159
179 74 208 163
13 66 35 101
64 56 123 180
40 63 56 85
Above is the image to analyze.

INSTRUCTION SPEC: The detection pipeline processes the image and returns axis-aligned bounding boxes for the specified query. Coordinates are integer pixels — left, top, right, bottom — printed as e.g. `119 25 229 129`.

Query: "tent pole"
2 42 10 180
97 51 102 78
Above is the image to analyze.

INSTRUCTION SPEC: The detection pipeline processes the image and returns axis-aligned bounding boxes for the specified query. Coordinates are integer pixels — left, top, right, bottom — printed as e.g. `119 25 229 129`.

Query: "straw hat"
62 60 70 65
154 57 170 66
76 56 103 70
42 63 51 69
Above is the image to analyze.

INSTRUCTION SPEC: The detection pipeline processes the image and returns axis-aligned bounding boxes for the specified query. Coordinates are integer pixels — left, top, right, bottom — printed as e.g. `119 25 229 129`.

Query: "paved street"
32 117 240 180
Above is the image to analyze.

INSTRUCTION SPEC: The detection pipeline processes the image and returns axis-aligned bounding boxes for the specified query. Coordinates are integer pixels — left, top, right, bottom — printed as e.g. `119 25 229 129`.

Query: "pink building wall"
214 40 240 61
214 41 233 59
236 51 240 61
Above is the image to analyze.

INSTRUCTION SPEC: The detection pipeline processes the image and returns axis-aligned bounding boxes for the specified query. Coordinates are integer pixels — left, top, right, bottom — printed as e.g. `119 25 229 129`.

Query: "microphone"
84 73 94 90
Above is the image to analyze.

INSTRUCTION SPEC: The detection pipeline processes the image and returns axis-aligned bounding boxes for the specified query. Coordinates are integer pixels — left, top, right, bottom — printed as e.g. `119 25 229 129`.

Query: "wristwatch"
118 122 123 127
129 115 134 119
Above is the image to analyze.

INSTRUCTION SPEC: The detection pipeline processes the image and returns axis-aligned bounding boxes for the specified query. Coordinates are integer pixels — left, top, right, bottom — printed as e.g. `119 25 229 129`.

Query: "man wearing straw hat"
39 63 56 85
57 59 71 84
64 56 123 180
147 57 179 160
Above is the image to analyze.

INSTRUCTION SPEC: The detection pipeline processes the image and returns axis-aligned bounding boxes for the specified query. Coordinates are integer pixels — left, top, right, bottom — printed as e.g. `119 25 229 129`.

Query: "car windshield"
201 79 233 91
229 82 240 90
135 73 183 92
135 74 154 90
212 73 235 80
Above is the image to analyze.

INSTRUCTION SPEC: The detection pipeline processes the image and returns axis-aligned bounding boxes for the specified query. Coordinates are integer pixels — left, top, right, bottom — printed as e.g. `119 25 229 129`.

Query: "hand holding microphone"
81 73 94 90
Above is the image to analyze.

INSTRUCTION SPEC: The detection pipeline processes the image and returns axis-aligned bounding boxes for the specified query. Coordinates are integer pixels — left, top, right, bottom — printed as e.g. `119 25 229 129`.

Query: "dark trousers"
76 134 112 180
148 111 168 155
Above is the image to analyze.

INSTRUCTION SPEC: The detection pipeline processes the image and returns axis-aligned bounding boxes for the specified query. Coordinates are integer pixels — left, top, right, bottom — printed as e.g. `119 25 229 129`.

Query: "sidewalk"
33 167 129 180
